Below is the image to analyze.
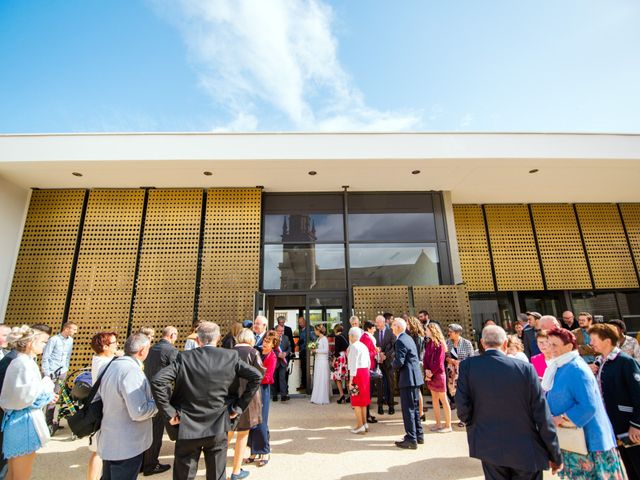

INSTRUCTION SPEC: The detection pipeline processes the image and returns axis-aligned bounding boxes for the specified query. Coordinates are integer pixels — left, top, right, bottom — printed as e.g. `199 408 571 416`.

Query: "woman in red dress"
347 327 371 434
359 321 379 424
424 323 452 432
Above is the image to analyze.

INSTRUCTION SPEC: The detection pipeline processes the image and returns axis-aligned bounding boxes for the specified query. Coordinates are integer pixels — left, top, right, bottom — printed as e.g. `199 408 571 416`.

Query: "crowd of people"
0 307 639 480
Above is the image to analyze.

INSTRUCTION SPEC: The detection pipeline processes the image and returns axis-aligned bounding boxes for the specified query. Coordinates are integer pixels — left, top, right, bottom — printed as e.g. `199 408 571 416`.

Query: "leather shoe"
417 438 424 444
143 464 171 476
388 407 395 415
281 395 290 402
366 416 378 424
377 405 384 415
395 440 417 450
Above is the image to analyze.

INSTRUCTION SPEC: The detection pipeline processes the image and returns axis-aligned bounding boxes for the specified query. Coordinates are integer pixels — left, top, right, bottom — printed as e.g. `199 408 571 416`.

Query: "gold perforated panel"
484 204 543 291
131 189 203 343
530 204 592 290
576 204 638 289
198 189 261 332
352 286 410 322
452 205 494 292
67 189 145 369
4 190 85 327
412 285 473 338
619 204 640 279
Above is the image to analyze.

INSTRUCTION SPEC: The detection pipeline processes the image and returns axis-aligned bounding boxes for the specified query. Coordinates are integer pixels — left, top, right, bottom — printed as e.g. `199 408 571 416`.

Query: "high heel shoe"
337 395 346 404
350 425 366 434
364 423 369 432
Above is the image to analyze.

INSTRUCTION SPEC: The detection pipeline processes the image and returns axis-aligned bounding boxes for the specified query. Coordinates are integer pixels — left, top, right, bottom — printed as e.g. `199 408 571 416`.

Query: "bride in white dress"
310 325 331 405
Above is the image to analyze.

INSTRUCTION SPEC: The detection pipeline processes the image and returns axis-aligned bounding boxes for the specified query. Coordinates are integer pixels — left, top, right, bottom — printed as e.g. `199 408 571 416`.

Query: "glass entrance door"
519 291 566 318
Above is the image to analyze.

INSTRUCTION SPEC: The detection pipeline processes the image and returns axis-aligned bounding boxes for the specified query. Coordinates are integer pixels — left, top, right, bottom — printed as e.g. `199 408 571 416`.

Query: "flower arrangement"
307 341 317 351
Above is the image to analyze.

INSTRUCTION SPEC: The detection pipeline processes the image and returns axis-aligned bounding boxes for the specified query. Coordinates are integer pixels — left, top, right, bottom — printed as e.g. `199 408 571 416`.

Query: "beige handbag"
557 419 588 455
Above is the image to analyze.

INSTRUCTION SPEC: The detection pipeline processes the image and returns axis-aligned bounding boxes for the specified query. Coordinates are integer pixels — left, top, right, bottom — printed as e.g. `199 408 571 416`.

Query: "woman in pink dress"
530 330 551 380
424 323 452 433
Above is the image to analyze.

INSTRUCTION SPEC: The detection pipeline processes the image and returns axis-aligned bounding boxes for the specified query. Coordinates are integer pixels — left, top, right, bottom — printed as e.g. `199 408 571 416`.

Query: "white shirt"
347 341 371 376
91 355 113 383
508 351 529 363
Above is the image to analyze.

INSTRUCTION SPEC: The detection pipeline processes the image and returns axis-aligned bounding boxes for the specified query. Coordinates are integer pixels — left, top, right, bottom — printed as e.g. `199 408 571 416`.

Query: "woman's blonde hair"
7 325 40 353
236 328 256 346
426 323 447 351
407 316 425 338
507 334 524 352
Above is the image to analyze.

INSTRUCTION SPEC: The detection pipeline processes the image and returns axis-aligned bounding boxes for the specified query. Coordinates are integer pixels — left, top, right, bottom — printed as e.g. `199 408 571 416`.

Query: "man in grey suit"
374 315 396 415
456 326 562 480
272 324 292 402
151 322 262 480
98 333 158 480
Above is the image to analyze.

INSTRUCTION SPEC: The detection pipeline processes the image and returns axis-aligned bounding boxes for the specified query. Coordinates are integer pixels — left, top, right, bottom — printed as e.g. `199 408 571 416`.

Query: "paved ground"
34 397 555 480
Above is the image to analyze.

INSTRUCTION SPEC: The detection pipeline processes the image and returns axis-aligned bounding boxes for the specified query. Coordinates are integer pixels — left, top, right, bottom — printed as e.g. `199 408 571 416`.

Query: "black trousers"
102 453 143 480
619 446 640 480
299 353 308 389
377 363 395 406
481 462 542 480
173 436 227 480
399 386 423 443
142 414 165 472
271 363 288 398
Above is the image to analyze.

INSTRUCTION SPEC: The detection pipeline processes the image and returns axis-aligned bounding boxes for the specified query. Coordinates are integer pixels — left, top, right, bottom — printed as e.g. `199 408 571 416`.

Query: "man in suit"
456 325 562 480
374 315 396 415
276 316 295 353
296 316 315 392
142 326 179 476
523 312 542 359
151 322 262 480
391 318 424 449
253 315 268 353
273 324 292 402
98 333 158 480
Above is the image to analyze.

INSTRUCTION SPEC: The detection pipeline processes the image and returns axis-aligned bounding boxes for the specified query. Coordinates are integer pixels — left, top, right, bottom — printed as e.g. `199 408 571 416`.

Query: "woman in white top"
347 327 371 434
87 332 119 480
506 335 529 362
0 325 55 480
310 325 331 405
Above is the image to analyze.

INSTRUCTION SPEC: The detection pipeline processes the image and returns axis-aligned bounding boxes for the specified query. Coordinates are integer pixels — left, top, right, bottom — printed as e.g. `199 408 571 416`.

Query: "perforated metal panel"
484 204 544 291
67 189 145 369
576 204 638 289
4 190 85 327
452 205 494 292
198 189 261 332
352 286 410 322
412 285 473 338
530 204 592 290
619 204 640 279
131 189 203 343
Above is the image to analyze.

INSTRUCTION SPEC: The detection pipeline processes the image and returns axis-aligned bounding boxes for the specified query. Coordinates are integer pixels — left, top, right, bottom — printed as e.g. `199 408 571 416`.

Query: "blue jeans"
249 384 271 454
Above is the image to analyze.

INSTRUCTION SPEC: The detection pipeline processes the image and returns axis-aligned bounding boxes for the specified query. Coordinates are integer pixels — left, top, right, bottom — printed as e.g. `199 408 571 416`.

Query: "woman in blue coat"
544 328 625 479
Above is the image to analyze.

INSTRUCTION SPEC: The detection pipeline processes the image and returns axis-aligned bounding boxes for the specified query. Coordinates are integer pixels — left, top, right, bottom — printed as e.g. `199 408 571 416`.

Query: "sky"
1 0 639 133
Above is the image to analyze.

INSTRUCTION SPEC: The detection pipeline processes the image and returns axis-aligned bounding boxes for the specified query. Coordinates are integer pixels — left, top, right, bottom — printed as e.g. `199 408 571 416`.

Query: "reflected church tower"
279 215 317 289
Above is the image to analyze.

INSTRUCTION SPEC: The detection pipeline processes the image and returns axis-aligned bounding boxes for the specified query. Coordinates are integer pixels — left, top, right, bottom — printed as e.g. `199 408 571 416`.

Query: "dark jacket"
392 332 424 389
599 351 640 434
523 328 541 359
234 345 266 431
144 339 178 382
456 349 561 472
151 346 262 441
221 332 237 349
375 326 396 365
282 325 295 353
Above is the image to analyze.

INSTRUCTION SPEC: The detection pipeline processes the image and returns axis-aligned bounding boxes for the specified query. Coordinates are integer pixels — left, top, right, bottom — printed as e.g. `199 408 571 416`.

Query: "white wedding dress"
310 336 331 405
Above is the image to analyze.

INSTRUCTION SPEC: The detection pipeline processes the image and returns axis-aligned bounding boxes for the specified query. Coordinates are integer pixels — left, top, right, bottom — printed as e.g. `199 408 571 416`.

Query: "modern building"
1 132 639 369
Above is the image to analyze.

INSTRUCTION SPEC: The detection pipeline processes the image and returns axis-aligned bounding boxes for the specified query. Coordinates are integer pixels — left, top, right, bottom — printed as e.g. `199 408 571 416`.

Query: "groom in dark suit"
375 315 396 415
456 325 562 479
151 322 262 480
391 317 424 449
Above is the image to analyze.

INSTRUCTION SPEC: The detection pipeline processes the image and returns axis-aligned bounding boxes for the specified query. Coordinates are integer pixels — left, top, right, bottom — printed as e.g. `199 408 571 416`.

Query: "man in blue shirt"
41 321 77 432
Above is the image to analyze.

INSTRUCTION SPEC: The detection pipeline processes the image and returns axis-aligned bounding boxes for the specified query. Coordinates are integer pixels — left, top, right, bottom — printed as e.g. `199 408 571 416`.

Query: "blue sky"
1 0 639 133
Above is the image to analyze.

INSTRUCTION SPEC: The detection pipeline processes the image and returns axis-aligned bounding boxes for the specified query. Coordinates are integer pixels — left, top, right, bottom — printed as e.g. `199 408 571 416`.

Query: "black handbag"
67 358 116 439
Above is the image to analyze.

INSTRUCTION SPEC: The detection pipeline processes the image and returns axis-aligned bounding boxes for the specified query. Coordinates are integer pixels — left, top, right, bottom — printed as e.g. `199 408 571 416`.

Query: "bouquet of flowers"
307 341 317 352
349 383 360 396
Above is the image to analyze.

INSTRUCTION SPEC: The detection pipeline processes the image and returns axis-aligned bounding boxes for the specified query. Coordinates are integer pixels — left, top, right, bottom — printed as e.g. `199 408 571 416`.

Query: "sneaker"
437 427 453 433
231 469 250 480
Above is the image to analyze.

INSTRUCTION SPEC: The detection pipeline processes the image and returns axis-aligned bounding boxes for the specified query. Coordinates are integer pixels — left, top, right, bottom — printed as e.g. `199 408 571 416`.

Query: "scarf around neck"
541 350 580 392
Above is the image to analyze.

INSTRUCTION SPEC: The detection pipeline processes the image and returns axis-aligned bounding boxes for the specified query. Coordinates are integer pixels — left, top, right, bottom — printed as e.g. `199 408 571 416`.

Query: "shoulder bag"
556 419 588 456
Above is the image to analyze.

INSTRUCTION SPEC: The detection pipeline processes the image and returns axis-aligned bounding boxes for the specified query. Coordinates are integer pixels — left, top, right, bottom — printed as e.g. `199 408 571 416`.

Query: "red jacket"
360 333 377 368
261 351 277 385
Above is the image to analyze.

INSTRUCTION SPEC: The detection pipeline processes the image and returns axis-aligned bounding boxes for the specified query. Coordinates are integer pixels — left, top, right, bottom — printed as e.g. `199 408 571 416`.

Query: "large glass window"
348 213 436 242
349 243 439 286
264 214 343 243
263 244 345 290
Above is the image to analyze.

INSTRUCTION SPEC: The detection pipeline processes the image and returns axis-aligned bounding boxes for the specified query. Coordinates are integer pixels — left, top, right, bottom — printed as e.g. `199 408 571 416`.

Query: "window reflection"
264 214 344 243
349 243 439 286
263 244 346 290
348 213 436 242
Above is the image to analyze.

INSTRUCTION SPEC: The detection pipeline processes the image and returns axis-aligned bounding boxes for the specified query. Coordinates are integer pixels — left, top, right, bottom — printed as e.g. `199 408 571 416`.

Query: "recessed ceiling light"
72 172 83 177
529 169 539 174
411 170 421 175
308 171 317 176
203 171 213 176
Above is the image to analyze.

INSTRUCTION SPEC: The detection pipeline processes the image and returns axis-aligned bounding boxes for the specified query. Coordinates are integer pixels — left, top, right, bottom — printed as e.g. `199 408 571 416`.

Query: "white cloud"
150 0 422 131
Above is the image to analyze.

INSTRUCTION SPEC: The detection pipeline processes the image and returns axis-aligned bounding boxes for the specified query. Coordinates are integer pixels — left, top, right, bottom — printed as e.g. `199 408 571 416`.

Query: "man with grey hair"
151 321 262 480
456 325 562 479
98 333 158 479
391 318 424 449
253 315 268 353
539 315 560 331
142 326 179 476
